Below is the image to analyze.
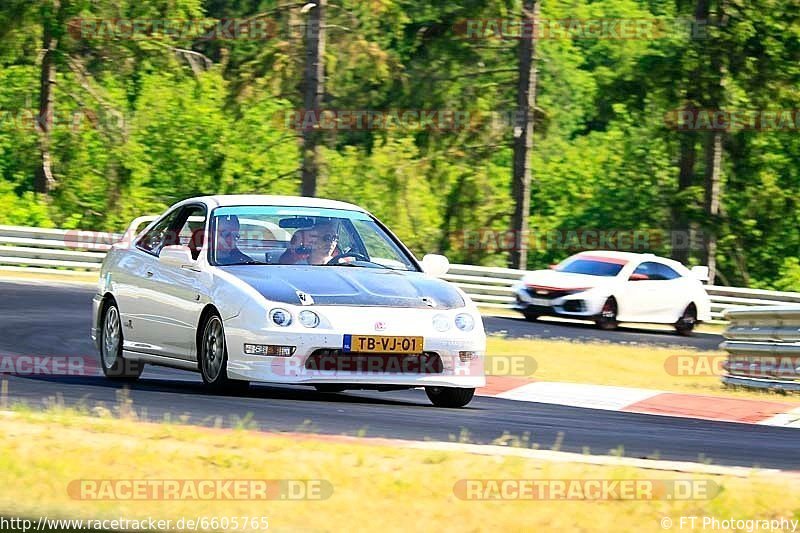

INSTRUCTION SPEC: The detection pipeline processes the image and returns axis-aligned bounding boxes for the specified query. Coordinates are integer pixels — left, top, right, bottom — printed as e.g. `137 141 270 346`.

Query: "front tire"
199 312 249 393
595 297 618 330
675 304 697 336
522 311 540 322
425 386 475 408
99 300 143 381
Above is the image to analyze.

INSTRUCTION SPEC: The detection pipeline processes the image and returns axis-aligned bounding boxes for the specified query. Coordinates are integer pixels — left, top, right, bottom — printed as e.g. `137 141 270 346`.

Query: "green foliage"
0 0 798 289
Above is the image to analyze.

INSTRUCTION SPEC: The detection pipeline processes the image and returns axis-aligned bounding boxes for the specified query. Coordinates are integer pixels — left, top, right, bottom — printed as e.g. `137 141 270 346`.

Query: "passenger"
213 215 254 265
278 229 311 264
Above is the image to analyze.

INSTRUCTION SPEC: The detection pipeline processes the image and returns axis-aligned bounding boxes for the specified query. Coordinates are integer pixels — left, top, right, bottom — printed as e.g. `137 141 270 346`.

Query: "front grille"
525 287 575 300
305 350 443 374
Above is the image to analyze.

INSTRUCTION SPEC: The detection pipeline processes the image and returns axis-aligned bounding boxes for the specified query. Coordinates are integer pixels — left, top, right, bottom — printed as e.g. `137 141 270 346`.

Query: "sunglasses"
220 230 240 240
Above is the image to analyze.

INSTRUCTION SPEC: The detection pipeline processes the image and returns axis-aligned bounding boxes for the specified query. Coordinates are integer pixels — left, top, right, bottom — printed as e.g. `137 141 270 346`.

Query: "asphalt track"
1 280 796 470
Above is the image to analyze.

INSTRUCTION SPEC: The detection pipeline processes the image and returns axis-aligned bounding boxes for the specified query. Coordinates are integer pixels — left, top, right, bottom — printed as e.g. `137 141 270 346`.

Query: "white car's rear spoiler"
690 265 710 282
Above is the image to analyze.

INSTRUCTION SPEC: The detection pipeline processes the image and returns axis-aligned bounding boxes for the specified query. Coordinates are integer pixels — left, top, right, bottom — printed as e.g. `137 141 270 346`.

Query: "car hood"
521 269 617 290
219 265 466 309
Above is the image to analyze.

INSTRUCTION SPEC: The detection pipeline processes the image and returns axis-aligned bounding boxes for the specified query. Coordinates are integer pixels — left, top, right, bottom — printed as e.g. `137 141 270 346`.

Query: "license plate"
530 298 552 306
343 335 424 354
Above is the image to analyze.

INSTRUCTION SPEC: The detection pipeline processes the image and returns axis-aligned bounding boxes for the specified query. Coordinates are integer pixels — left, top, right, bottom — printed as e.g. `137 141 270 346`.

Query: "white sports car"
91 195 486 407
511 251 712 335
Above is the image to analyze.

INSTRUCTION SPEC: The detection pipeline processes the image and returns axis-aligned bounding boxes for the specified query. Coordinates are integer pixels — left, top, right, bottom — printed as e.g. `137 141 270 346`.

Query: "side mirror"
159 245 195 268
690 265 710 282
421 254 450 277
629 273 649 281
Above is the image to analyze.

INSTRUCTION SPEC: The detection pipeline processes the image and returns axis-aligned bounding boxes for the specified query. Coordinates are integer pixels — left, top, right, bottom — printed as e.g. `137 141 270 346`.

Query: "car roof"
184 195 369 213
576 250 687 270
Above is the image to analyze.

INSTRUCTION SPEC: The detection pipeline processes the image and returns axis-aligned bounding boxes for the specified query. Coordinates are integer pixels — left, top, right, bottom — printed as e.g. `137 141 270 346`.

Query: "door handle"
145 270 154 278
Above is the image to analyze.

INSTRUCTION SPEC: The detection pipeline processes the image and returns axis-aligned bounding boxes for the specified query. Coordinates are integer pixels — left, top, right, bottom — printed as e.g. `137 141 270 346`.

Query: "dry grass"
0 409 798 533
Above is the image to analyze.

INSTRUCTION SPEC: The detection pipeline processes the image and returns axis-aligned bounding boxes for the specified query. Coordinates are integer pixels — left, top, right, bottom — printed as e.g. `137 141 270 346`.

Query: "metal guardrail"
1 224 799 322
720 306 800 391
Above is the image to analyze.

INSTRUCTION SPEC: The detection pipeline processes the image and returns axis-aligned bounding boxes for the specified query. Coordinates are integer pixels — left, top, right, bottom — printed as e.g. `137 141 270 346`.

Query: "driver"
213 215 253 265
305 221 340 265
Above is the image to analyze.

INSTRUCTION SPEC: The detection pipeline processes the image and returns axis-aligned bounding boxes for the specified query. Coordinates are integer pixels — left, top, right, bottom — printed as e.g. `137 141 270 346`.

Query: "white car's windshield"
209 205 417 270
556 257 626 277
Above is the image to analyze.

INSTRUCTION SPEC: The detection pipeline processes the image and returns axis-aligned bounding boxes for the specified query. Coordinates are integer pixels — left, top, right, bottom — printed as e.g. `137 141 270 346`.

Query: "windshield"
209 205 417 271
555 257 626 277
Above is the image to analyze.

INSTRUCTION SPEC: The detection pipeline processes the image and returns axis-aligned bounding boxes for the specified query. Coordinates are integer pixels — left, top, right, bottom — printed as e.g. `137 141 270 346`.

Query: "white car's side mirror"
691 265 710 282
159 245 196 268
421 254 450 276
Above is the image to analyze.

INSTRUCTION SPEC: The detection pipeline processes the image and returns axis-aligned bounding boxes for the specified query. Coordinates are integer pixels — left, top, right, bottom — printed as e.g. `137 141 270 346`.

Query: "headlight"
269 308 292 327
298 310 320 328
432 314 450 332
454 313 475 332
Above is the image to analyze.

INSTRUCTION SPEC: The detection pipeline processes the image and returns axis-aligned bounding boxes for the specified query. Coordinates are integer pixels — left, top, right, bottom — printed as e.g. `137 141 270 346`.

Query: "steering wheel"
326 251 370 265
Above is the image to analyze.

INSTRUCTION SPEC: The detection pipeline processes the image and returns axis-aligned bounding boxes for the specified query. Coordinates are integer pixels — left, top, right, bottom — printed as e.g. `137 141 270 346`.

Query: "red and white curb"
479 378 800 428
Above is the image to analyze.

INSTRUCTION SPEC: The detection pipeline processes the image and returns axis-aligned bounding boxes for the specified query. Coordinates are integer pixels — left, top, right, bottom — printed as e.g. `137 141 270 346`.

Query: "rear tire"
675 304 697 336
595 297 618 330
99 300 143 381
199 312 249 393
425 386 475 408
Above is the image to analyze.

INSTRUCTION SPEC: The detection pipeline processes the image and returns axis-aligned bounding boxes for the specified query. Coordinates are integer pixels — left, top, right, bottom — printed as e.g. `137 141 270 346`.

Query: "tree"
301 0 326 197
509 0 540 270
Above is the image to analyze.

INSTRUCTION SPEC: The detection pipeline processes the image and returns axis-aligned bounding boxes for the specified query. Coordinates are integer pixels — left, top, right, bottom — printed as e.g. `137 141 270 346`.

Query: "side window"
137 209 182 256
176 207 208 260
633 261 660 279
655 263 681 280
633 261 679 281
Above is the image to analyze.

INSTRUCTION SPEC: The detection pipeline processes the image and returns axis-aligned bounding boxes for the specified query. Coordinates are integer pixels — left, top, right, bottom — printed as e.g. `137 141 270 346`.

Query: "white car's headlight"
298 310 320 328
269 308 292 327
432 314 451 332
454 313 475 332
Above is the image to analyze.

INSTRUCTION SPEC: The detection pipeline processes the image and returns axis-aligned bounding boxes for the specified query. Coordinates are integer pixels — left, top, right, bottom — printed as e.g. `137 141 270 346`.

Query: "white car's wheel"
425 386 475 408
99 301 143 380
595 297 618 330
675 304 697 336
199 312 249 393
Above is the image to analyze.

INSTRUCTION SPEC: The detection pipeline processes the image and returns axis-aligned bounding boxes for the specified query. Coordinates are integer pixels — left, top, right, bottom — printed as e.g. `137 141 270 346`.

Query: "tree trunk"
701 1 725 284
671 131 696 265
702 131 722 283
671 0 713 264
301 0 326 197
35 0 60 195
509 0 539 270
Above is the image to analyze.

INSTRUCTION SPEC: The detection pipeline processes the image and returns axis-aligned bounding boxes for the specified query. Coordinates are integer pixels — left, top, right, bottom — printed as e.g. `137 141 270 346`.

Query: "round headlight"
454 313 475 332
432 314 450 332
298 310 320 328
269 308 292 327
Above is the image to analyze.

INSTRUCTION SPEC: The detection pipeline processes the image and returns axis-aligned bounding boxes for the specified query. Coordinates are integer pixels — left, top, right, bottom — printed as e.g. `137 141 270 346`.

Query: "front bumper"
223 307 486 388
512 286 601 318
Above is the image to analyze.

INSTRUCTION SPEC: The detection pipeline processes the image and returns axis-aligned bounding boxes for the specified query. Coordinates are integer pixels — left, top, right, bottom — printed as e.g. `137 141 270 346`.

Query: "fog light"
269 308 292 327
432 314 450 332
454 313 475 331
459 351 479 362
298 310 320 328
244 344 295 357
